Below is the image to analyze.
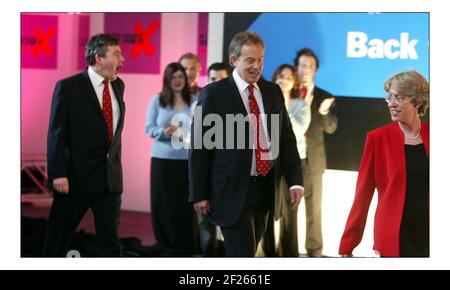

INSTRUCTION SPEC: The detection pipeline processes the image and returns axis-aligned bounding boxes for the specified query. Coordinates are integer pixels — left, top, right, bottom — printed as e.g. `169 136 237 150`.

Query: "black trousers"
197 213 218 256
302 160 324 257
221 170 274 257
42 192 122 257
151 158 197 256
260 176 299 257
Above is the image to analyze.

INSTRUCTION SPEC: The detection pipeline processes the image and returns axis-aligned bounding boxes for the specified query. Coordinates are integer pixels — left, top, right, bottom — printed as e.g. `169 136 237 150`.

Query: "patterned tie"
301 86 308 99
102 79 113 143
248 84 270 176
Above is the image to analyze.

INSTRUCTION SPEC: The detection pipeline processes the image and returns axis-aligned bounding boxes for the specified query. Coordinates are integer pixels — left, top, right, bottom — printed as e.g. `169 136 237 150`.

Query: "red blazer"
339 122 429 257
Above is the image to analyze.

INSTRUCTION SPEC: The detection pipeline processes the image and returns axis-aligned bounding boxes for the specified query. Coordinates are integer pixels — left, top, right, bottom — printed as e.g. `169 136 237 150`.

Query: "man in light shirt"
295 47 337 257
189 32 304 256
44 34 125 257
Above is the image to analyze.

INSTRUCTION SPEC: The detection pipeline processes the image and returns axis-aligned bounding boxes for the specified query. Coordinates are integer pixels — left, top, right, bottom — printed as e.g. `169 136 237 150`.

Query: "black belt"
250 175 264 182
250 168 273 182
250 172 272 182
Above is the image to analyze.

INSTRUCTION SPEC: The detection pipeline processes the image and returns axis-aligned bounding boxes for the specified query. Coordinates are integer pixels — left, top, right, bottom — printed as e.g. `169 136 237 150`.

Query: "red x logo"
32 27 56 57
130 21 159 59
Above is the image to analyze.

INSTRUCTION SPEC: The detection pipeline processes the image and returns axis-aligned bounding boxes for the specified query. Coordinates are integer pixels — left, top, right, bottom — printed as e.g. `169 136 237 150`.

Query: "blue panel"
248 13 429 98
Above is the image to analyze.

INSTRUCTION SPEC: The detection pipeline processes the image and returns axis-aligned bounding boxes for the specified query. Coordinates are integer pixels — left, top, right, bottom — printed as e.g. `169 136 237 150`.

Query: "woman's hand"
164 125 180 136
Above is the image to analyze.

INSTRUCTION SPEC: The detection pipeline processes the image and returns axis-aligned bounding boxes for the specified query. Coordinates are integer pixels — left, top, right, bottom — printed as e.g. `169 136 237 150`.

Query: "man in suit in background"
207 62 230 83
295 48 338 257
189 31 304 256
179 52 202 97
43 34 125 257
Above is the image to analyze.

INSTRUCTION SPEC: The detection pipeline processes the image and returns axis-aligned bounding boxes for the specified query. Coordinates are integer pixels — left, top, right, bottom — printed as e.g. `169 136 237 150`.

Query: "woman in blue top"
145 62 197 256
260 64 311 257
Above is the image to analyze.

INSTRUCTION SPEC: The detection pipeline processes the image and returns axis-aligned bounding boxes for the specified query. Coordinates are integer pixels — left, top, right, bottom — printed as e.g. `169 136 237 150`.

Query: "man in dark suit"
295 48 338 257
196 62 230 257
43 34 125 257
189 32 304 257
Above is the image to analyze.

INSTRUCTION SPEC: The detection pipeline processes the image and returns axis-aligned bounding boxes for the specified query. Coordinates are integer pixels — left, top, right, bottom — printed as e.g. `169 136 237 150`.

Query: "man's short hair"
178 52 201 67
228 31 264 64
294 47 320 69
207 62 230 76
85 34 119 66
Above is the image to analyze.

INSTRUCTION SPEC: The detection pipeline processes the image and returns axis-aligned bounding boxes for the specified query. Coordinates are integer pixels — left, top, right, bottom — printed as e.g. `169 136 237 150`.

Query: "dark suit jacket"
304 86 338 173
47 68 125 195
339 122 429 257
189 77 302 227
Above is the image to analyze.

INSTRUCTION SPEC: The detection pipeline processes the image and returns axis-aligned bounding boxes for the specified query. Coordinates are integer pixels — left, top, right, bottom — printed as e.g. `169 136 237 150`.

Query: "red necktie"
248 84 270 176
102 79 113 143
301 87 308 99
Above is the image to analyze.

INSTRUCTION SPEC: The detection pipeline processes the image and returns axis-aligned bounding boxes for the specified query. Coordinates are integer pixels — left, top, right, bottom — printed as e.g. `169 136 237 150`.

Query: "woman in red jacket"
339 70 429 257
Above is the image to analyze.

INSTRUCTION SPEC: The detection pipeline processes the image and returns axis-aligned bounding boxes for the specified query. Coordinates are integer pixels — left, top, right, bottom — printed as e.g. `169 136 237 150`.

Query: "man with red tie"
189 31 304 256
43 34 125 256
295 48 337 257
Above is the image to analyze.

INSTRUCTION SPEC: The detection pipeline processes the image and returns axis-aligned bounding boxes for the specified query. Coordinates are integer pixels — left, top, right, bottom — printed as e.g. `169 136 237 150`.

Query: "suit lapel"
111 79 123 104
258 80 273 139
81 69 104 118
421 122 430 156
111 79 125 134
391 123 406 182
311 86 322 111
228 77 248 116
258 80 273 114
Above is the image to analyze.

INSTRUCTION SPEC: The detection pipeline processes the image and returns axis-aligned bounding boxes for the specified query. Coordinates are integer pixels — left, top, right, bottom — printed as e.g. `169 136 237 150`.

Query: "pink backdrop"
21 13 207 212
105 13 161 74
77 14 90 70
197 13 208 76
21 14 58 69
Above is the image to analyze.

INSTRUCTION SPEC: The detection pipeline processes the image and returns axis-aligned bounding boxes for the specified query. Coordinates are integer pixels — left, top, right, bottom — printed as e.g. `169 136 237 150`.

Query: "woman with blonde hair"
340 70 429 257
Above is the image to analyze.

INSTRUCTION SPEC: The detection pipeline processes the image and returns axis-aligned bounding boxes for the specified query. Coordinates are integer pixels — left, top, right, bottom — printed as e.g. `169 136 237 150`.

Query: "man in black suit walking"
295 48 338 257
43 34 125 257
189 32 304 256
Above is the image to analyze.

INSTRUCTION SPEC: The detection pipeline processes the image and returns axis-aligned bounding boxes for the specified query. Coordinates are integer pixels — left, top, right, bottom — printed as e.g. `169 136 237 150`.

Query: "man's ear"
95 53 102 65
230 55 237 67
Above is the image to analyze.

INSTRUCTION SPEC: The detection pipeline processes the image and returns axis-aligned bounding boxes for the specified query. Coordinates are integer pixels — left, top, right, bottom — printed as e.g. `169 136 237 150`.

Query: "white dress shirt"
88 66 120 136
233 69 303 191
232 69 273 176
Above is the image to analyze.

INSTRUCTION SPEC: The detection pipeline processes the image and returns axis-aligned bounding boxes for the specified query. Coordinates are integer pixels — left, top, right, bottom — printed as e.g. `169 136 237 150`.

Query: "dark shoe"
307 251 323 257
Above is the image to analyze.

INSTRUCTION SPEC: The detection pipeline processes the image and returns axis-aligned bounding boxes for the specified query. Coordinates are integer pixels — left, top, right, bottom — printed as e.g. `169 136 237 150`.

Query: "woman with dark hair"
260 64 311 257
145 62 197 256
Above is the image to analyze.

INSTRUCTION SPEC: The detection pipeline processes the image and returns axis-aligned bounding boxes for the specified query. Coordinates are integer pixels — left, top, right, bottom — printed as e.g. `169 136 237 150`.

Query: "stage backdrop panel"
224 12 429 171
105 13 161 74
197 12 208 76
249 12 429 98
225 12 428 98
21 14 58 69
77 14 90 70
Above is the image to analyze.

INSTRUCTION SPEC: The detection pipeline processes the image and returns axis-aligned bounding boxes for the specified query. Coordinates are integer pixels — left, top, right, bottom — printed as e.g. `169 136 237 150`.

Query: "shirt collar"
232 69 260 94
302 82 315 92
88 66 106 87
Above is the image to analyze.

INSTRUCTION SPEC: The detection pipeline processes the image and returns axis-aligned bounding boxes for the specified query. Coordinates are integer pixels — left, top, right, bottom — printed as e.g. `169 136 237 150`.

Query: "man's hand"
53 177 69 194
318 97 335 115
289 187 304 209
193 200 210 215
